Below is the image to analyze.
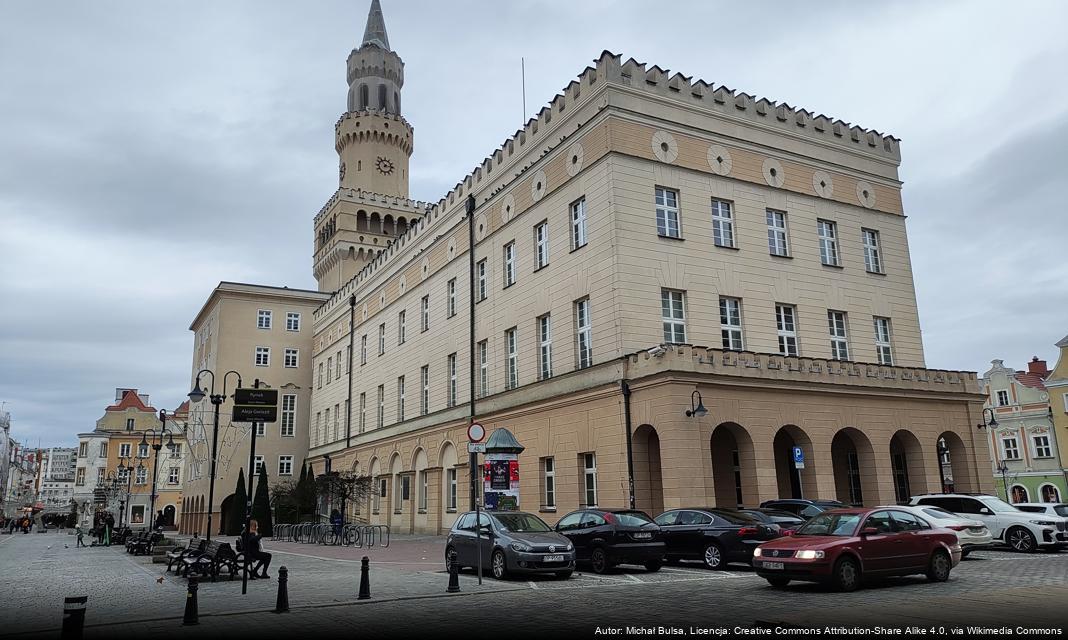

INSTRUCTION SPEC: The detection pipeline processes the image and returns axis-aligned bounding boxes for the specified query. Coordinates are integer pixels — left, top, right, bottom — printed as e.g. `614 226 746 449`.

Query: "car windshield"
1055 506 1068 517
921 507 956 520
795 512 862 537
612 511 655 527
978 497 1020 513
492 513 551 533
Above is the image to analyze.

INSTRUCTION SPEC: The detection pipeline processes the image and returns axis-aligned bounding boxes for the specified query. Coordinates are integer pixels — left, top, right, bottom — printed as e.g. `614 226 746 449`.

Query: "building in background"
0 410 10 515
36 447 78 514
1043 336 1068 497
4 442 39 518
979 358 1063 503
181 282 328 536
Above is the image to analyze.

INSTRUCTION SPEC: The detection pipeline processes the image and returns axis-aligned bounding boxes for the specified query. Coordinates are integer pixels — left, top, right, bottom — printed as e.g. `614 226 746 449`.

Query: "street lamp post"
188 369 242 541
935 439 949 493
140 410 178 532
116 455 137 527
995 462 1011 502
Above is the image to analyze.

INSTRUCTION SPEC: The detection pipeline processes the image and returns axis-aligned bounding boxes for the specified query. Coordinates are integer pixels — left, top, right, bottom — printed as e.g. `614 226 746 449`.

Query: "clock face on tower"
376 156 395 175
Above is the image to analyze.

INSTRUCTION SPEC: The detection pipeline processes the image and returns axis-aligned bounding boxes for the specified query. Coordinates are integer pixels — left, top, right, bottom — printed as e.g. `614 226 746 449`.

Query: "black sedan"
737 508 806 533
758 499 847 520
654 508 784 569
555 508 664 574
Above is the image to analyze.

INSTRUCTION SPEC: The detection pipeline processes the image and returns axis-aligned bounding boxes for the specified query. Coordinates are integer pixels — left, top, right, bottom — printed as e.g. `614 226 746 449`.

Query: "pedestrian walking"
76 525 86 548
330 509 343 545
245 519 272 579
104 513 115 547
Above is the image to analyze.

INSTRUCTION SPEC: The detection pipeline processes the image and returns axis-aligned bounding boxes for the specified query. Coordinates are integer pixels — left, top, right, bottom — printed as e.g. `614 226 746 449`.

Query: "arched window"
1010 484 1030 503
378 85 387 111
359 84 369 110
1041 483 1061 503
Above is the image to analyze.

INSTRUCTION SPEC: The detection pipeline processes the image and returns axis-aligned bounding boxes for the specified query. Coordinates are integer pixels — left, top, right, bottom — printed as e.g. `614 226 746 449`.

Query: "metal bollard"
358 556 371 600
60 596 87 640
182 576 199 626
446 553 460 593
274 566 289 613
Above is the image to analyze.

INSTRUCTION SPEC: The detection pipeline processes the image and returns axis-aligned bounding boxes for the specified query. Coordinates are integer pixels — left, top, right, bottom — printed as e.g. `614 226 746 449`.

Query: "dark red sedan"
752 507 961 591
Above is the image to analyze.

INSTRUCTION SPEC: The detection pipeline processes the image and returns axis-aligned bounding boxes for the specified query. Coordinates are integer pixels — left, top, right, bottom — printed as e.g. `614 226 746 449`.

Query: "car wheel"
445 547 460 573
590 547 611 574
1007 527 1037 553
644 560 662 572
766 577 790 588
702 543 725 570
491 550 508 580
555 570 574 579
834 556 860 592
926 550 951 582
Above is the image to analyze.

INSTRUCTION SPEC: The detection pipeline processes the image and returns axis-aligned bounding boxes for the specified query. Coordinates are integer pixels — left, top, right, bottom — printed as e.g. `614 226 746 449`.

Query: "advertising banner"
483 453 520 511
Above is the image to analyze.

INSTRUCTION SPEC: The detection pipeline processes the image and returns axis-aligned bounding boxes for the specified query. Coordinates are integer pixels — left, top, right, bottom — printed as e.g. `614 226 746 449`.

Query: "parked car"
882 504 993 557
737 508 807 533
445 511 575 580
555 508 664 574
758 499 848 519
1014 503 1068 521
908 494 1068 553
654 508 785 569
752 507 961 591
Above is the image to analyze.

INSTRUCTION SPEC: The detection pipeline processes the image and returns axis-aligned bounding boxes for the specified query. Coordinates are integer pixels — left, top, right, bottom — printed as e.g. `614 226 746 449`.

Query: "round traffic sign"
467 422 486 443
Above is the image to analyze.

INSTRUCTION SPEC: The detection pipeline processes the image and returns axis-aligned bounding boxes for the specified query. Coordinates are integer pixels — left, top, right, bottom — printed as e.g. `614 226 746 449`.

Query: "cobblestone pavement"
2 531 1066 638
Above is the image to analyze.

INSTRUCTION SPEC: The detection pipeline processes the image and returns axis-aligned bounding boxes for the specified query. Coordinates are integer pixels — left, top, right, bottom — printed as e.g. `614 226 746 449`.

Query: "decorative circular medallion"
762 158 785 188
421 257 430 280
707 145 733 176
448 239 456 260
856 181 877 208
812 171 834 198
376 156 395 175
500 194 516 226
531 169 547 203
475 213 488 242
362 305 368 321
651 130 679 164
398 275 406 294
566 143 584 177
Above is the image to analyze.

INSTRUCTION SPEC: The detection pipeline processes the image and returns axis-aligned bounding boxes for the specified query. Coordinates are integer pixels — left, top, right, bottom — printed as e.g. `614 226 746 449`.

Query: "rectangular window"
75 467 85 486
506 328 518 390
168 467 180 484
863 229 883 273
257 309 272 329
281 394 296 437
478 340 489 398
99 442 108 458
1033 435 1053 458
138 443 149 458
278 456 293 476
346 345 351 373
661 289 686 344
284 348 299 368
98 467 106 485
326 357 332 384
817 219 840 266
79 442 88 458
420 365 430 416
256 420 265 437
125 418 134 431
776 304 799 356
315 412 321 445
654 187 680 238
418 470 428 511
447 353 458 407
447 468 457 510
131 466 146 485
996 390 1010 407
361 335 368 365
377 385 385 428
447 278 457 318
359 393 366 433
571 198 587 250
534 221 549 270
543 457 556 508
255 346 270 367
503 242 516 287
421 295 430 332
378 324 386 356
336 351 341 378
873 317 894 365
119 443 131 458
477 259 488 301
828 311 850 360
324 408 331 441
538 314 553 380
398 310 406 344
766 209 789 256
254 455 264 475
397 376 405 422
719 297 744 351
317 363 324 388
575 298 592 370
711 199 734 248
170 443 182 459
1001 437 1020 460
583 453 597 507
286 312 301 332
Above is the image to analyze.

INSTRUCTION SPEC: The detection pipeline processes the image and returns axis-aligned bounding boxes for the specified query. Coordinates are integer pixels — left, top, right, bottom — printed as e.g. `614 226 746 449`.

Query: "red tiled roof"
173 400 190 417
105 389 156 412
1013 371 1048 391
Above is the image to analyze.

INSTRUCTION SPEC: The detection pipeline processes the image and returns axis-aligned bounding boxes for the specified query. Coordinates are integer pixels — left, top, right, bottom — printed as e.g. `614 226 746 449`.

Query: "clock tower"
313 0 427 292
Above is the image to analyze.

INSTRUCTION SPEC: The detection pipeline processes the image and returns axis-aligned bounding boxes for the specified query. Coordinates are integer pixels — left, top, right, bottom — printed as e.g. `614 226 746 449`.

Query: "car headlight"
509 541 533 552
565 542 574 551
795 550 825 560
1029 520 1057 526
753 547 762 557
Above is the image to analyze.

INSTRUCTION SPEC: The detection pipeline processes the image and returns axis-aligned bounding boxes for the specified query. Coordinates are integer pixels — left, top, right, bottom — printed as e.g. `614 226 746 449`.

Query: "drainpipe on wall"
621 380 635 510
345 294 356 449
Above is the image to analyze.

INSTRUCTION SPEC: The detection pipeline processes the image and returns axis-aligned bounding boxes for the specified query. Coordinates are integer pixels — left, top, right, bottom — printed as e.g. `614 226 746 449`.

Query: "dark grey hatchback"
445 511 575 580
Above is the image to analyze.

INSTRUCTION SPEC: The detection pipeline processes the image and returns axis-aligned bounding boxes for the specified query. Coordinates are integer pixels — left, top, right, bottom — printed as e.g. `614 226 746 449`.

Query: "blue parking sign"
792 446 804 468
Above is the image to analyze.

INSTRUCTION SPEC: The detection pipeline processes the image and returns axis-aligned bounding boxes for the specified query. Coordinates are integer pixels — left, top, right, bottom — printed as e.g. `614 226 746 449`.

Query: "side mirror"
979 508 991 515
781 529 796 537
860 527 879 537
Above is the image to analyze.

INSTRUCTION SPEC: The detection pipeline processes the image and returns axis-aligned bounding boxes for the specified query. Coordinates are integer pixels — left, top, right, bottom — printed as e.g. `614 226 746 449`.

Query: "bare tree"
315 471 373 521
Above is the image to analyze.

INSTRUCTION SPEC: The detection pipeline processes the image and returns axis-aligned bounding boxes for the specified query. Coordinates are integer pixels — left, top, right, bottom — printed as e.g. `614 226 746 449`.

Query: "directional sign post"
233 388 279 423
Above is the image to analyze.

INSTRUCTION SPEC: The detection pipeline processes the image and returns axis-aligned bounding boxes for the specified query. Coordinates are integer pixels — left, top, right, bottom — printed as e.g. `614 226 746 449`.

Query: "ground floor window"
1041 483 1061 503
131 506 145 524
892 452 910 504
846 452 863 506
1010 484 1029 503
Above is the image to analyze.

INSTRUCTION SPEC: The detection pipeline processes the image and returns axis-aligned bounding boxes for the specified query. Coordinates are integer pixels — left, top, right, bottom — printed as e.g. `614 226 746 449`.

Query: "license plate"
543 555 565 562
762 562 785 570
632 532 652 539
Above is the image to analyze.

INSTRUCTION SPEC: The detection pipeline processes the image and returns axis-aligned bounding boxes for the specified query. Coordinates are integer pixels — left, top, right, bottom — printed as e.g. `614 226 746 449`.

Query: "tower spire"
362 0 390 51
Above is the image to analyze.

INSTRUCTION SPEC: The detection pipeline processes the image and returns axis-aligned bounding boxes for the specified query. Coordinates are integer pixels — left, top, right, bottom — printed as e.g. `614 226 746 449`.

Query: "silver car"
887 504 994 557
445 511 575 580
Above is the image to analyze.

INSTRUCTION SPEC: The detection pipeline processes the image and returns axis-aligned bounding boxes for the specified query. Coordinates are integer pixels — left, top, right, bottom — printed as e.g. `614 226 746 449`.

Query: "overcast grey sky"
2 0 1067 447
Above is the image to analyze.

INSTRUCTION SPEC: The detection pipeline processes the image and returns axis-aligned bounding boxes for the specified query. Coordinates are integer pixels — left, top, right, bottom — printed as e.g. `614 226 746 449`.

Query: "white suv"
908 494 1067 553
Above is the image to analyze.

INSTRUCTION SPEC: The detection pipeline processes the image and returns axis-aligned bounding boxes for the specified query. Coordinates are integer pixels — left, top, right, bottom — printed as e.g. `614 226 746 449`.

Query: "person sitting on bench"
245 519 272 579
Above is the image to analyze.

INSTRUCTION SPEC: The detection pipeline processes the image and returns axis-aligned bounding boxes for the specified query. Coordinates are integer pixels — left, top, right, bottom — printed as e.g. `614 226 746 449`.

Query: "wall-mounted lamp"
976 408 997 430
685 390 708 418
